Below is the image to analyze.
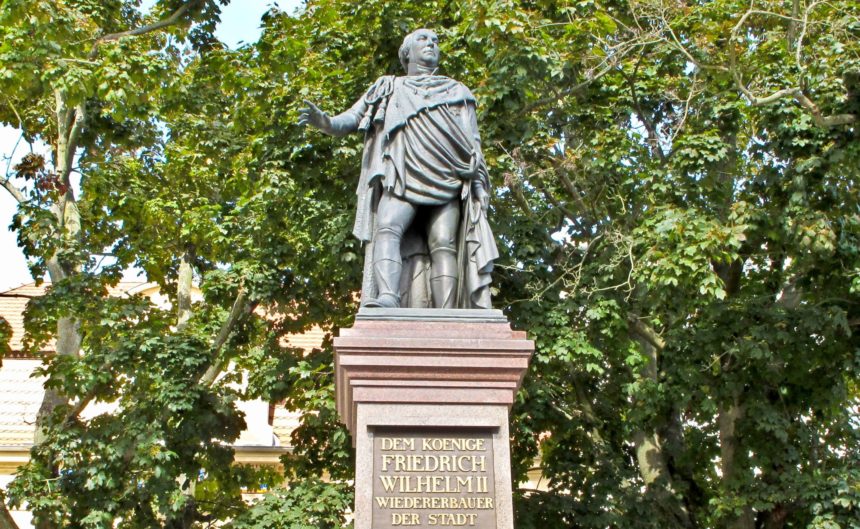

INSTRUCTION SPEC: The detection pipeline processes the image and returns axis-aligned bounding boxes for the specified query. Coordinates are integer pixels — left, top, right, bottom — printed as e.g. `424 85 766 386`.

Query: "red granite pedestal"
334 308 534 529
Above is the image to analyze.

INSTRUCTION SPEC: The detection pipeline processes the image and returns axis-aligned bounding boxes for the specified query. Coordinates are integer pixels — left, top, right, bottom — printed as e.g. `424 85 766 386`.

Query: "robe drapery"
345 75 499 308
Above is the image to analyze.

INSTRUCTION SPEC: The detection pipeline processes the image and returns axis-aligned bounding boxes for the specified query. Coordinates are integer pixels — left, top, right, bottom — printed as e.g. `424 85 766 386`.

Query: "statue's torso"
370 76 478 205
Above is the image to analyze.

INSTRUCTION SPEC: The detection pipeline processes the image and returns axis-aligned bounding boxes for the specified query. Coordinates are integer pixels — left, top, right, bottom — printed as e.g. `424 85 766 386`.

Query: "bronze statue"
300 29 498 309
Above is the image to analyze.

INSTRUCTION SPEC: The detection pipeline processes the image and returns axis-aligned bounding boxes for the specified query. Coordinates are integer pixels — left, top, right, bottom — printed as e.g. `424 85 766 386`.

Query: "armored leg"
366 192 416 308
427 200 460 309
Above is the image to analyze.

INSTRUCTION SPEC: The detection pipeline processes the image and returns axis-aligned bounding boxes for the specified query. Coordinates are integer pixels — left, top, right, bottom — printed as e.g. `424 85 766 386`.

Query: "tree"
242 0 860 527
3 0 858 527
2 0 356 526
453 1 859 528
2 1 265 527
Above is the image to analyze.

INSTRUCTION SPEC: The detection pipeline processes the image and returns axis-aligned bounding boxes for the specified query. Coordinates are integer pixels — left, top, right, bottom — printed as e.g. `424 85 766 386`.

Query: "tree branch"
62 102 86 183
726 3 856 127
523 32 662 113
792 90 857 127
54 89 72 183
551 161 597 232
668 72 700 144
570 374 607 446
4 133 23 180
623 65 668 163
731 69 856 127
534 180 584 232
4 99 23 131
199 285 256 387
0 177 25 204
63 394 95 425
89 0 204 58
496 144 534 218
747 87 799 106
628 315 666 351
508 175 534 218
658 6 728 74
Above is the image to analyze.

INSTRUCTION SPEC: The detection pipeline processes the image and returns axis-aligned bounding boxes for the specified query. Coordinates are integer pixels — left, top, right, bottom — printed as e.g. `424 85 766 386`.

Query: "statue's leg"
366 192 416 308
427 200 461 309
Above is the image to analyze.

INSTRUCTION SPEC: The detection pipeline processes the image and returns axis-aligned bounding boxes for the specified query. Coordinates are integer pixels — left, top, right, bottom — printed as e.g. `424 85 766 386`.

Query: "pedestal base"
334 309 534 529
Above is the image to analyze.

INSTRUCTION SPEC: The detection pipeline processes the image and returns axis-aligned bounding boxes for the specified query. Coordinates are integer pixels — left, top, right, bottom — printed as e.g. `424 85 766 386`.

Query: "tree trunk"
29 91 85 529
170 245 197 528
633 430 672 485
177 246 195 329
762 504 789 529
719 397 754 529
0 502 20 529
629 329 694 528
709 124 753 529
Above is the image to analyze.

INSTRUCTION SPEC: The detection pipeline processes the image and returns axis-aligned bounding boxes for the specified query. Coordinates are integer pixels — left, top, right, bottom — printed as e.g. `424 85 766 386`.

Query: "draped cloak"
346 75 499 308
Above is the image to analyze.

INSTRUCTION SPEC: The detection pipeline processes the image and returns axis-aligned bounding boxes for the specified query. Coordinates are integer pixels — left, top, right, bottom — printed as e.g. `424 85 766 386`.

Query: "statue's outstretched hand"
298 100 332 133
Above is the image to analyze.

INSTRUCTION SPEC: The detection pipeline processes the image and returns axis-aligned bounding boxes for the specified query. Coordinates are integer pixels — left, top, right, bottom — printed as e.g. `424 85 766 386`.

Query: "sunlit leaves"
3 0 859 527
226 478 353 529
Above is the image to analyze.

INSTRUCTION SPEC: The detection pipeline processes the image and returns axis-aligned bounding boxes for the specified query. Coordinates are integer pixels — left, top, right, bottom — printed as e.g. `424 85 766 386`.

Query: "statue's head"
399 28 439 72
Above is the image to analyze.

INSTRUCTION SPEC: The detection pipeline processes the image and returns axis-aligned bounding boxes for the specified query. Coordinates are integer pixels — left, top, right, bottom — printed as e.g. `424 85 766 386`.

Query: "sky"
0 0 301 291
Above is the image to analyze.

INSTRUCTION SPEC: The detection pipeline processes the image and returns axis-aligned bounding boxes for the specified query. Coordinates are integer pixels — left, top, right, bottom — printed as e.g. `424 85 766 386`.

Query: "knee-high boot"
367 227 403 308
429 246 458 309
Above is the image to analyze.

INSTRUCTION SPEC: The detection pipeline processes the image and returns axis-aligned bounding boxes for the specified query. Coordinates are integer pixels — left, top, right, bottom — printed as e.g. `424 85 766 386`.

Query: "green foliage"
0 316 11 361
225 478 353 529
2 0 859 527
7 274 250 526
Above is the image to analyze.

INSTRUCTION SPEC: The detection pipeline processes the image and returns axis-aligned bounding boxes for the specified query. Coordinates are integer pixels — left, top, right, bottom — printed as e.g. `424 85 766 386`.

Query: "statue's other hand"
473 182 489 214
298 100 332 132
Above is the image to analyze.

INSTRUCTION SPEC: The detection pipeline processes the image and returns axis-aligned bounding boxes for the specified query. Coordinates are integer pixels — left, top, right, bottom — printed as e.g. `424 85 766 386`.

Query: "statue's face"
408 29 439 69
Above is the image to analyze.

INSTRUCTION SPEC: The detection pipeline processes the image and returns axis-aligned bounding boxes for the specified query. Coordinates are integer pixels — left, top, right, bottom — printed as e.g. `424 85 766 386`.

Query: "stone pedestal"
334 308 534 529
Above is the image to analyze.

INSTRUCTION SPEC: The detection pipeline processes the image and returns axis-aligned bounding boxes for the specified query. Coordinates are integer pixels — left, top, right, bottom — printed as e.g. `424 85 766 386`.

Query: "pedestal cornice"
333 309 534 438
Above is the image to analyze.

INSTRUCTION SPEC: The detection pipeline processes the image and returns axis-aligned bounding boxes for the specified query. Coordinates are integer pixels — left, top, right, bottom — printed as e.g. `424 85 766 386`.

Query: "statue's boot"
430 246 458 308
365 227 403 308
365 259 401 308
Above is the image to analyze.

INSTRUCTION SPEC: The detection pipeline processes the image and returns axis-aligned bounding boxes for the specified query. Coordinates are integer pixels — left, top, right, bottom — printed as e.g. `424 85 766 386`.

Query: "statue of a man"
300 28 498 309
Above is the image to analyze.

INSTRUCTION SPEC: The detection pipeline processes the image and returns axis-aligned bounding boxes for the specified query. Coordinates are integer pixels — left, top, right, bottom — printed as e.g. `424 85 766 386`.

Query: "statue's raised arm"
299 99 363 137
301 28 499 309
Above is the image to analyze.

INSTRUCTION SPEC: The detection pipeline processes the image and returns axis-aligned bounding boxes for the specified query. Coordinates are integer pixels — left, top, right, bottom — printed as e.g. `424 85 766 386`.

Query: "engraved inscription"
372 429 496 528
